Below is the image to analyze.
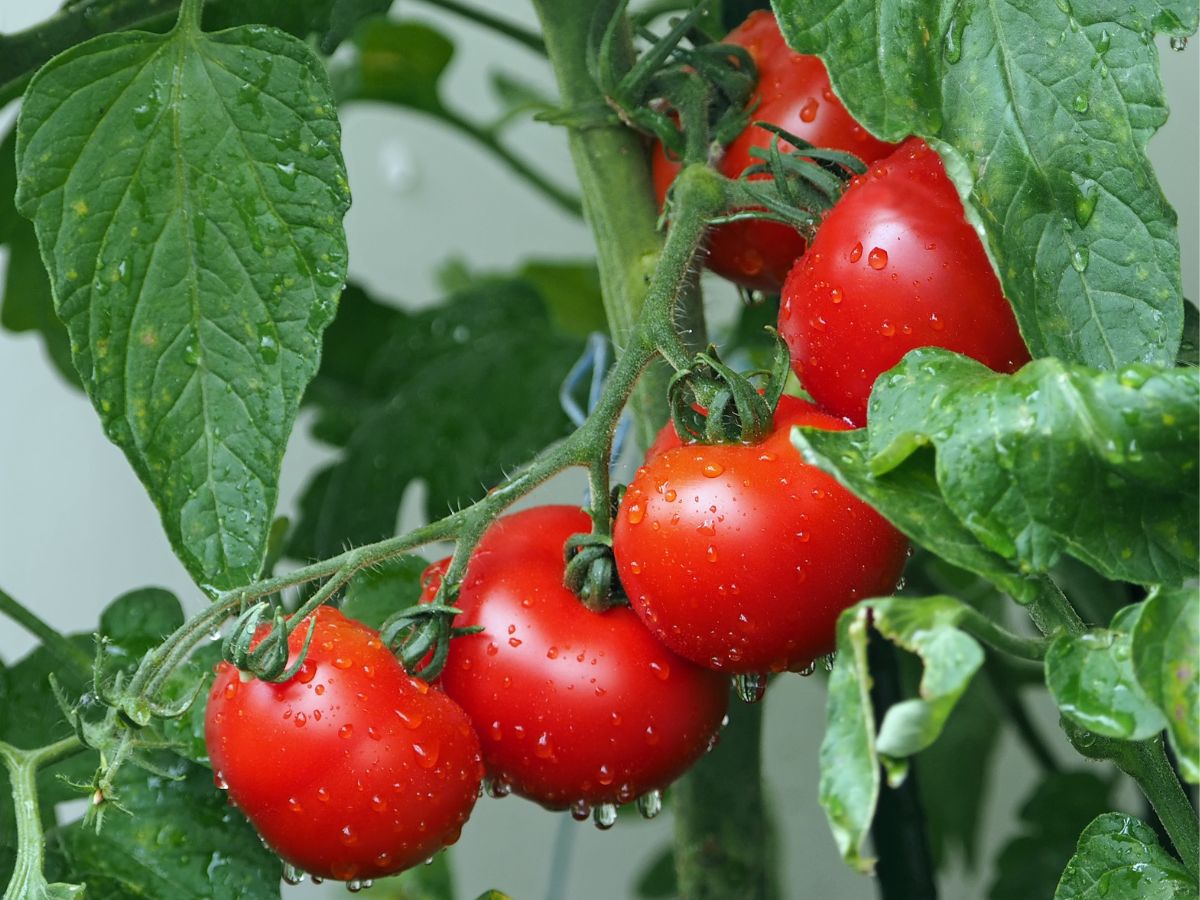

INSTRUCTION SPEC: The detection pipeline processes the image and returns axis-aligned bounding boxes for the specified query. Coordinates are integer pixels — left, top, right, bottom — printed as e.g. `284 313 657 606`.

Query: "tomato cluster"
204 9 1033 887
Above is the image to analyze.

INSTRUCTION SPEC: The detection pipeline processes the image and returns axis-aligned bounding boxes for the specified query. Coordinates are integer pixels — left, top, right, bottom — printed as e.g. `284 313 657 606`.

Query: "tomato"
613 400 908 674
651 10 898 292
778 137 1030 425
424 505 729 813
204 606 483 883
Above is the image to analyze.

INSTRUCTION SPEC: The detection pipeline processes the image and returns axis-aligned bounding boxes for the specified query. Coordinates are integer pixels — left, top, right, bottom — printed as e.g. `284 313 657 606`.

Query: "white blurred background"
1 1 1196 897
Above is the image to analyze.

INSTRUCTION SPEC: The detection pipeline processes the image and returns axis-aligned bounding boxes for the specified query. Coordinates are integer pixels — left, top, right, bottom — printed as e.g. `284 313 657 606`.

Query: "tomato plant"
205 606 483 883
0 0 1196 898
778 137 1031 425
615 399 908 674
651 9 897 292
422 506 729 815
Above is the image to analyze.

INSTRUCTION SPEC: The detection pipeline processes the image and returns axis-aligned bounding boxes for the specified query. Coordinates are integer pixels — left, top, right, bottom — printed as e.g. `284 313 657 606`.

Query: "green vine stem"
1112 738 1200 880
1026 577 1198 875
1 736 87 900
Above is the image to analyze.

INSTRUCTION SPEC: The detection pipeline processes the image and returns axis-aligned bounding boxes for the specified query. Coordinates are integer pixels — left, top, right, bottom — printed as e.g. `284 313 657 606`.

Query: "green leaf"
331 19 453 113
774 0 1191 369
49 759 282 898
799 350 1200 594
1055 812 1197 899
989 772 1117 900
0 128 79 388
98 587 185 663
1046 603 1169 741
818 595 984 873
289 278 582 559
1131 586 1200 782
341 555 429 630
792 427 1038 602
15 13 351 590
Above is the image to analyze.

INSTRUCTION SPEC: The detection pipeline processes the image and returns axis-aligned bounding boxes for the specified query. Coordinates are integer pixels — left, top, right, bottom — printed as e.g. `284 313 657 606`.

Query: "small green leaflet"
819 595 984 873
1046 603 1168 741
796 350 1199 594
1055 813 1197 899
774 0 1192 370
14 7 351 591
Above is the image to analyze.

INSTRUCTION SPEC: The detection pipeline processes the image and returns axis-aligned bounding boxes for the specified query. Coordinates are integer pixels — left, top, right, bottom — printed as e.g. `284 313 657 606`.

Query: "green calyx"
668 330 790 445
221 602 317 684
380 601 482 682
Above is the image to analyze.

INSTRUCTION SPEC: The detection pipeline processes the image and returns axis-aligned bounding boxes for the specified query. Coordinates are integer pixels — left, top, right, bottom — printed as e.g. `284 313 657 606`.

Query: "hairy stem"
531 0 669 448
1112 739 1199 880
1 736 86 900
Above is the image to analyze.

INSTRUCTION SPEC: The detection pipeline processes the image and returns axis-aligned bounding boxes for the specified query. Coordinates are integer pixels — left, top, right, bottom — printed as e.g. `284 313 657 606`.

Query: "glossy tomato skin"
205 606 483 883
614 401 908 674
778 137 1030 425
652 10 898 291
426 506 729 809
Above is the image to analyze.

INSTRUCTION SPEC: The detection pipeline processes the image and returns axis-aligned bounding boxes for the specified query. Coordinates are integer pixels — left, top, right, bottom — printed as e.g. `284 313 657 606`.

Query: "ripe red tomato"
651 10 898 291
424 505 729 811
205 606 483 883
614 400 908 674
778 137 1030 425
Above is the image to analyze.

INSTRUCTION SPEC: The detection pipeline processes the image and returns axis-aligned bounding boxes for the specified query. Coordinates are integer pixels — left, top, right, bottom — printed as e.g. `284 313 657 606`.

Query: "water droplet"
593 803 618 830
571 799 591 821
1169 35 1188 51
293 712 307 728
799 98 818 122
701 462 724 478
1072 176 1099 227
849 242 863 263
734 672 767 703
627 503 644 525
338 724 354 740
485 777 511 799
879 321 896 337
823 652 837 672
282 862 305 885
340 825 358 846
413 741 440 768
944 12 967 63
1071 246 1090 272
829 287 843 304
867 247 889 270
797 660 817 676
637 789 663 819
649 660 670 681
1072 92 1089 113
